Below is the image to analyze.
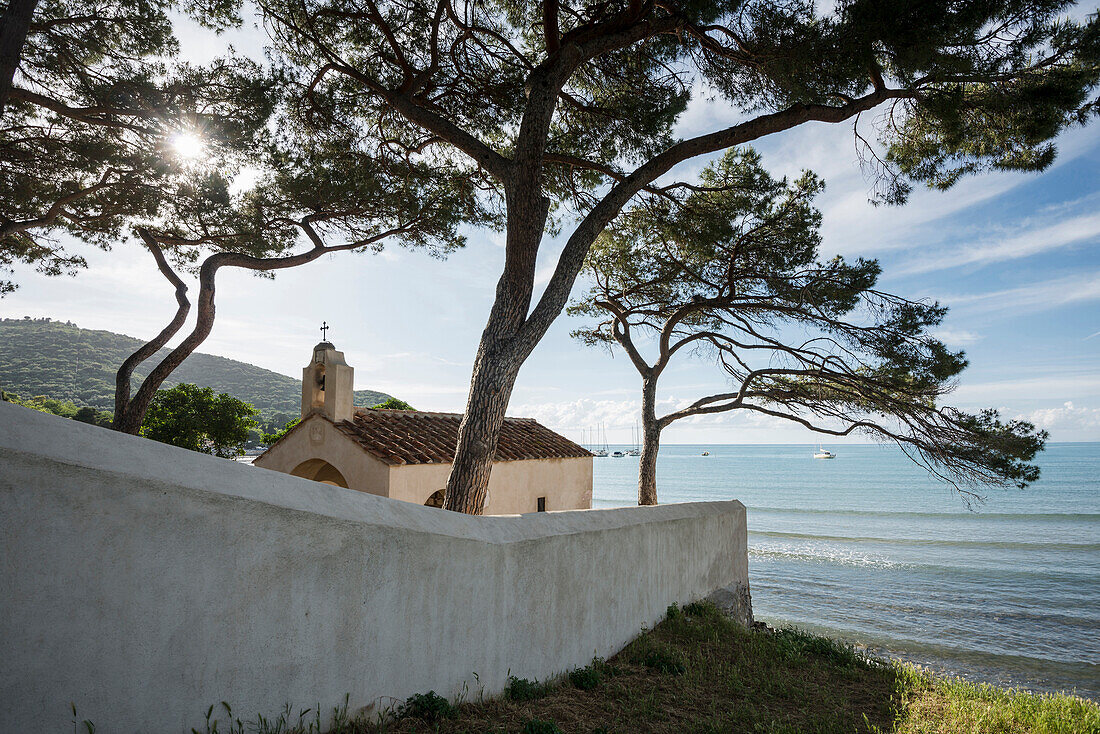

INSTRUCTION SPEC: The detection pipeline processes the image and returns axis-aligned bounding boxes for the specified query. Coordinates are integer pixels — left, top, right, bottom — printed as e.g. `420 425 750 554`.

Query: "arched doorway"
289 459 349 488
424 489 445 508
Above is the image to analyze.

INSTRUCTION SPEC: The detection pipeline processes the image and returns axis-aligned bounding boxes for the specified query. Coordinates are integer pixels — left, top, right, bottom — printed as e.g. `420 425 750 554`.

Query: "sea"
591 442 1099 701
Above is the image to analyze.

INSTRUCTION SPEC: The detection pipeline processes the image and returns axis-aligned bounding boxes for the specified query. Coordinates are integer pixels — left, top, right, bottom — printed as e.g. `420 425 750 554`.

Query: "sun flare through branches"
168 132 206 163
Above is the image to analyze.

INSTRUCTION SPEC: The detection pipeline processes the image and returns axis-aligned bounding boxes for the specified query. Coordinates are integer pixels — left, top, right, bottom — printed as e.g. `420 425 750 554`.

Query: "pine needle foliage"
571 148 1047 504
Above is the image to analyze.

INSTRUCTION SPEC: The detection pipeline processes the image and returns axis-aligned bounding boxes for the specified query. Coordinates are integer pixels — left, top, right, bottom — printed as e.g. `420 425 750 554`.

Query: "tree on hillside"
570 149 1046 505
0 319 397 417
0 0 273 295
1 390 112 426
141 383 258 458
372 397 416 410
260 417 299 445
263 0 1098 513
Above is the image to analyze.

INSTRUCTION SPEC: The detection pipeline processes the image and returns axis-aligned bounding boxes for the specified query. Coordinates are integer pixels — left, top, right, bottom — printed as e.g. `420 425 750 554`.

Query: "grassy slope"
192 603 1098 734
0 318 392 419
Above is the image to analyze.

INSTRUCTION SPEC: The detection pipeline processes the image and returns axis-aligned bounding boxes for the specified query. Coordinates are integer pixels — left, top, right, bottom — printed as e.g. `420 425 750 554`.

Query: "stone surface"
706 583 755 628
0 401 748 734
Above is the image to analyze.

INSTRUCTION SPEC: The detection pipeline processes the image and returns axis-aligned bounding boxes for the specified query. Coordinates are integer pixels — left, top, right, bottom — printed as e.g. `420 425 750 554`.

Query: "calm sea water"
591 443 1100 700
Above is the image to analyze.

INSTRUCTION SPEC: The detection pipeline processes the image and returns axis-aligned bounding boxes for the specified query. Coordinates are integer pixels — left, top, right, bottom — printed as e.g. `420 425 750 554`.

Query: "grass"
190 603 1098 734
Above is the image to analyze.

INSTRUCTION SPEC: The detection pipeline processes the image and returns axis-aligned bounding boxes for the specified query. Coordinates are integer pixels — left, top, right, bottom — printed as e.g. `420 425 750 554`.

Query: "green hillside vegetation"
2 394 113 427
0 318 393 421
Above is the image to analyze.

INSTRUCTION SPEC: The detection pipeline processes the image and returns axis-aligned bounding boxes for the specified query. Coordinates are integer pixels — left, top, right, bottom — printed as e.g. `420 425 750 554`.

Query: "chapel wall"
253 414 390 496
483 456 593 514
386 456 592 514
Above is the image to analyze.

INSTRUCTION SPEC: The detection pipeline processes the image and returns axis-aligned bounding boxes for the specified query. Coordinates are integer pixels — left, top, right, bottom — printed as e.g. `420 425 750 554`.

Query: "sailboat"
626 422 641 456
592 423 609 457
813 444 836 459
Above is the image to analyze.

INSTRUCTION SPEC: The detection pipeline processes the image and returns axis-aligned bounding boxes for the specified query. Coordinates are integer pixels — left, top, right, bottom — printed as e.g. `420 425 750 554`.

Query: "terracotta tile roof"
332 409 592 466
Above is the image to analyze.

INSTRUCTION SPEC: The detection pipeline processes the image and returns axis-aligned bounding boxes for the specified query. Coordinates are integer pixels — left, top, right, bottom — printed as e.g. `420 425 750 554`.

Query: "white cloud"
941 272 1100 315
533 264 558 287
1019 402 1100 437
951 374 1100 403
930 328 981 346
812 124 1099 259
894 210 1100 276
510 394 853 444
510 398 641 434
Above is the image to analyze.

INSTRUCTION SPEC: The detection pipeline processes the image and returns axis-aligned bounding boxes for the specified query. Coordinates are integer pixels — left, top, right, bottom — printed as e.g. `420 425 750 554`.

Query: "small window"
537 497 546 512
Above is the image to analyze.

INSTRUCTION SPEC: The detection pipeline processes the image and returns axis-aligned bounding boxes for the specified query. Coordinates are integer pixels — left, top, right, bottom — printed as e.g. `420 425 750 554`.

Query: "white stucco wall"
0 402 748 734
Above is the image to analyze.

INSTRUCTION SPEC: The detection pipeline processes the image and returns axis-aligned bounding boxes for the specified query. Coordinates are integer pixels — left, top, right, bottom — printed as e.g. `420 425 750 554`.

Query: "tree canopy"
260 0 1098 513
141 382 258 457
372 397 416 410
4 0 1096 511
0 0 275 294
572 148 1047 504
0 0 487 433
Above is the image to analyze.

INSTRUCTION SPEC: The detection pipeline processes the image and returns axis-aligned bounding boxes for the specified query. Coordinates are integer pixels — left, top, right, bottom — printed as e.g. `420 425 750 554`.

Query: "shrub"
569 657 620 691
371 397 415 411
569 666 602 691
505 676 550 702
397 691 453 722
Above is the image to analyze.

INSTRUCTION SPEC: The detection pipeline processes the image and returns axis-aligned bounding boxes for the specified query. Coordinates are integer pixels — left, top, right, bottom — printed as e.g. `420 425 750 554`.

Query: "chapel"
253 340 593 514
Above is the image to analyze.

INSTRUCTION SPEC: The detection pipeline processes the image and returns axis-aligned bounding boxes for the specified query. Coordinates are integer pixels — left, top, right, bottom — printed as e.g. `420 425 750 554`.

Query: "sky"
4 15 1100 445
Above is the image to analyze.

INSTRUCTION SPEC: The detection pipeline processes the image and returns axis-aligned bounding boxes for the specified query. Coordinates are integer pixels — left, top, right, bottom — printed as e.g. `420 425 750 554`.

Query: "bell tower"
301 329 354 423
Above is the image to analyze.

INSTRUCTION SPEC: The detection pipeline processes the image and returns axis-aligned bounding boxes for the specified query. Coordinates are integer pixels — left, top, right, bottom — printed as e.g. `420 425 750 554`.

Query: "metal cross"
320 321 329 340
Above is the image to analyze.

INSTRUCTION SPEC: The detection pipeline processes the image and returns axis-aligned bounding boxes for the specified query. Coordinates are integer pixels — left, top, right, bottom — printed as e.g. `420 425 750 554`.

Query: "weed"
772 627 871 670
640 646 686 675
683 600 721 619
70 703 95 734
397 691 453 723
569 665 602 691
505 676 550 702
126 614 1097 734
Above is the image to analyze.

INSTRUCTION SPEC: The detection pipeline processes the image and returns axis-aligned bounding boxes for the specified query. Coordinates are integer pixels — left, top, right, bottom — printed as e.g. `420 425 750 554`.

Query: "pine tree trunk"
110 231 363 435
443 184 548 515
113 235 190 434
443 340 521 514
0 0 37 116
638 376 661 505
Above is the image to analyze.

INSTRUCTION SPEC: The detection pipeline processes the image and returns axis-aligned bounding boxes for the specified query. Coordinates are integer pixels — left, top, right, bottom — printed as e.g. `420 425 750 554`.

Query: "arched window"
424 489 445 508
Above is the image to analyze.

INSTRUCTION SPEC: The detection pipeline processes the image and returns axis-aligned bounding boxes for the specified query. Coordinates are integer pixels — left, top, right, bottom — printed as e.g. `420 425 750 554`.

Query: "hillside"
0 318 392 420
